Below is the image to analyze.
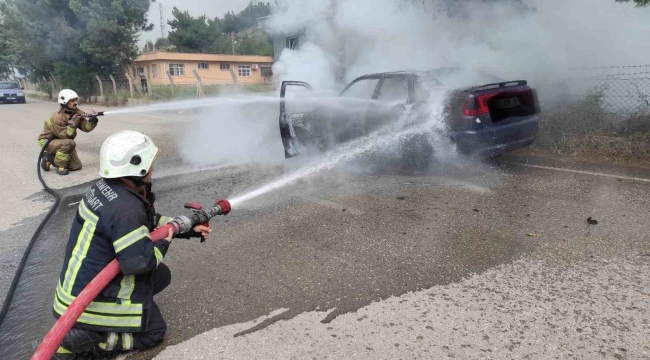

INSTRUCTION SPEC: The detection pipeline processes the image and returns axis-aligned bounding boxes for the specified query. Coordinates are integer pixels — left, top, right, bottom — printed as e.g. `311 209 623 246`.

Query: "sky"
138 0 253 46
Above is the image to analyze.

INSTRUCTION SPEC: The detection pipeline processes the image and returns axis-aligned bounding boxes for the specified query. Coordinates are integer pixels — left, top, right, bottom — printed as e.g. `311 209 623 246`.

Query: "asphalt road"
1 99 649 359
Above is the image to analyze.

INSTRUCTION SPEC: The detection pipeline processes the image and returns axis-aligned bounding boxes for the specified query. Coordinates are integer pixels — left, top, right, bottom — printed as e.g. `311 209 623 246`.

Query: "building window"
169 63 185 76
198 62 209 70
260 65 273 78
152 65 157 77
288 37 299 50
238 65 251 77
220 63 231 71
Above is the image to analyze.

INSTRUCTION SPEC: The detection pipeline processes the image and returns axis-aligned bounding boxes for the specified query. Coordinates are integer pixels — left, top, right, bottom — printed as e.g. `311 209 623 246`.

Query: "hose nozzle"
216 199 231 215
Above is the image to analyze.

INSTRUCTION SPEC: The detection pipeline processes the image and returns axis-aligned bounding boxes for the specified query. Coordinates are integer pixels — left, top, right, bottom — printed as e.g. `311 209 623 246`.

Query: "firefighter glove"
67 115 81 128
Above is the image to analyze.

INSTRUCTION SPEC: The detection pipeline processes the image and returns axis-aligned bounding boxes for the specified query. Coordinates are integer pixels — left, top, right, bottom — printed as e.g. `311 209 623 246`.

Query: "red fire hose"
32 199 231 360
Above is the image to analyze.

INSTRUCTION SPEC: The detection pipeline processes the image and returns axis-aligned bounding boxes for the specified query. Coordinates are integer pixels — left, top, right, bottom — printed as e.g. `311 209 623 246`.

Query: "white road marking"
304 196 365 215
67 201 80 207
508 162 650 183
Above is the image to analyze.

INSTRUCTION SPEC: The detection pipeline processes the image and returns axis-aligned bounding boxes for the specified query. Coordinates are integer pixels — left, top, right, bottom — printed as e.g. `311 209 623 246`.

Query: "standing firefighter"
52 130 211 359
38 89 99 175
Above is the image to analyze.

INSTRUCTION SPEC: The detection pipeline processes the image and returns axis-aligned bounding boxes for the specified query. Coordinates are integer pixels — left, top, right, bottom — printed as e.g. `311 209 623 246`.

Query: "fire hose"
0 117 106 336
14 129 232 359
0 138 60 327
31 199 231 360
1 112 105 328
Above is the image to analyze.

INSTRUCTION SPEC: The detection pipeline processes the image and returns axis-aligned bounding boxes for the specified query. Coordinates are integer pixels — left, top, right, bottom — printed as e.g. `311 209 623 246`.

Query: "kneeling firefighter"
52 130 211 359
38 89 100 175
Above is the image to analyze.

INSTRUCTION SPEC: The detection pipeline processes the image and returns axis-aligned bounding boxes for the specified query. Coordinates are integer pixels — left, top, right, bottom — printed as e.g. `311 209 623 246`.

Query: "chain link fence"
562 65 650 116
592 72 650 115
534 65 650 160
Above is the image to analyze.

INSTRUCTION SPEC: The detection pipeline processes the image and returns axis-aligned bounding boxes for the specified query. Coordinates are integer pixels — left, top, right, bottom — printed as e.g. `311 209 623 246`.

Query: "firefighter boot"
57 167 70 176
51 346 76 360
51 347 103 360
40 153 53 172
58 328 104 356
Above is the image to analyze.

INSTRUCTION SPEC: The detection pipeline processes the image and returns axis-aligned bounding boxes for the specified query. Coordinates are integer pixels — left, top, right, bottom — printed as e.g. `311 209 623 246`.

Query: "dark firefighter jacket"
38 107 98 146
53 178 175 333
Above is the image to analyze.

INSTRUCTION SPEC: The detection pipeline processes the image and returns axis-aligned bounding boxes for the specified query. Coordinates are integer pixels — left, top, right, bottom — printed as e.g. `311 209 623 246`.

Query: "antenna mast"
159 3 166 39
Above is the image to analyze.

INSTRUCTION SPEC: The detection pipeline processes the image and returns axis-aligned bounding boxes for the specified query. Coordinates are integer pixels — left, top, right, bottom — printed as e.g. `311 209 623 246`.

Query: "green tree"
53 62 92 96
235 2 273 31
167 8 222 53
0 23 14 79
142 40 155 53
222 3 273 34
221 11 239 34
235 34 273 56
615 0 650 6
0 0 154 95
211 35 233 55
155 37 172 50
167 2 273 55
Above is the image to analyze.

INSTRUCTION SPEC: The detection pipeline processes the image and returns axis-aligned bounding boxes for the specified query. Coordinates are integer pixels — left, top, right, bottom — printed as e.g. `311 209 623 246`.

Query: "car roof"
352 71 414 80
350 68 466 81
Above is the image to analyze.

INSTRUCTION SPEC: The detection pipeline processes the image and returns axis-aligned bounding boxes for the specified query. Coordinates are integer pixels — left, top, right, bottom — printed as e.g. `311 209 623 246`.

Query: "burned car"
278 69 541 164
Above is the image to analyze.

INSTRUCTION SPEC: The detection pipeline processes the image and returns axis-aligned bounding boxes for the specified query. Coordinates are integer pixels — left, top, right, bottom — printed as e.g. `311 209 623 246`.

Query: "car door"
365 74 412 133
336 76 382 140
279 81 318 158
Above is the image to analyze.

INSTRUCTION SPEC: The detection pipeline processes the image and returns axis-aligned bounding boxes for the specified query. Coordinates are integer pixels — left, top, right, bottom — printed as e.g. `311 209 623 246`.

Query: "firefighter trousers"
100 263 172 352
42 139 82 171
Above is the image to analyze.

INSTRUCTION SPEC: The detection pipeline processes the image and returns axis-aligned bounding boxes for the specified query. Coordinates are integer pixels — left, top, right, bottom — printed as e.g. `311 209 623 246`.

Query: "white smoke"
175 0 650 168
268 0 650 92
272 43 341 91
174 94 286 166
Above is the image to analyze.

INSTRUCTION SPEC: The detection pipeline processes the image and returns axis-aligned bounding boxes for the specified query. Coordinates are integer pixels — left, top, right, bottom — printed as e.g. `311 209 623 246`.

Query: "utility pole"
231 33 235 55
159 3 166 39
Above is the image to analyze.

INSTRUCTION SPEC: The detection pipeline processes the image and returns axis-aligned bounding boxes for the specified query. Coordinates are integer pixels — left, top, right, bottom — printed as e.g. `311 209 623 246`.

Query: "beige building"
133 52 274 86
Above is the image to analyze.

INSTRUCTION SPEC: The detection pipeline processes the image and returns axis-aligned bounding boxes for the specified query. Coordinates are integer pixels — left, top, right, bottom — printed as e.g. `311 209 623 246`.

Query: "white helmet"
99 130 160 178
58 89 79 106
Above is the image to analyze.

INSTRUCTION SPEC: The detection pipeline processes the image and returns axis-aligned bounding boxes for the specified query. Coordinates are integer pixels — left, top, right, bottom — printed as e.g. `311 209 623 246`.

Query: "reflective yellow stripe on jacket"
154 247 164 266
53 282 143 329
62 200 98 293
55 282 142 315
113 226 149 253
